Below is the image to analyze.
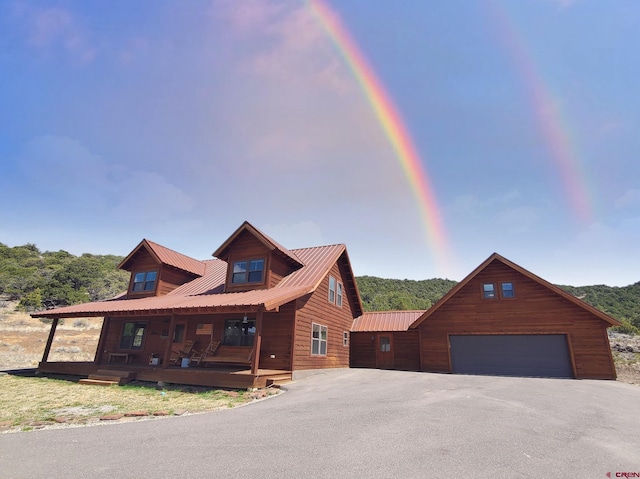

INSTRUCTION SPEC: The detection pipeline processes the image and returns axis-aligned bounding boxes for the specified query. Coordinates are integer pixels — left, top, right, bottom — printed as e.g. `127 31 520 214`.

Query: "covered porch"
36 305 295 389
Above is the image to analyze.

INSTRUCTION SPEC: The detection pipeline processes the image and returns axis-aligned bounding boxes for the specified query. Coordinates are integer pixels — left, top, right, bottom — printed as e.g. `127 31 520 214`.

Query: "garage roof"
351 310 426 332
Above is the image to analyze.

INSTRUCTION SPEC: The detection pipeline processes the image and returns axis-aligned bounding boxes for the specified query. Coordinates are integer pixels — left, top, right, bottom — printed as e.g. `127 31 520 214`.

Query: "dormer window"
132 271 157 292
232 259 265 284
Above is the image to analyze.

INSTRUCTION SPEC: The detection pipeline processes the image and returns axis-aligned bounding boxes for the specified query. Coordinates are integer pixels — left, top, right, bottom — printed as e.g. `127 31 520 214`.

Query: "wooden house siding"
350 331 420 370
292 261 354 370
393 331 421 370
268 255 295 289
259 302 296 370
157 267 195 296
417 260 616 379
350 333 377 368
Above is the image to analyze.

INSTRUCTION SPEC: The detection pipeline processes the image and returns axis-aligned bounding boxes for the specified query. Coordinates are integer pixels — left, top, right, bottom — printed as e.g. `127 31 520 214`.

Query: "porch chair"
169 340 195 365
190 340 221 366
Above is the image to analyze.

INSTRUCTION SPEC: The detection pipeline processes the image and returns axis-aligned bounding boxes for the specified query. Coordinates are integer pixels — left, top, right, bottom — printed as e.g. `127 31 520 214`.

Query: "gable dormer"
213 221 304 292
118 239 205 298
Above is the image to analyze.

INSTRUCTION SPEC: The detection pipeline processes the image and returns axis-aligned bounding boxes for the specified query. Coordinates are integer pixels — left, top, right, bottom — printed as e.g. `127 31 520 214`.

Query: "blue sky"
1 0 639 287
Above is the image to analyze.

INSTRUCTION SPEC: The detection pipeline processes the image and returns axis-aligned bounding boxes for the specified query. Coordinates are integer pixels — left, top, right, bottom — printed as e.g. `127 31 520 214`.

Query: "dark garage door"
449 334 573 378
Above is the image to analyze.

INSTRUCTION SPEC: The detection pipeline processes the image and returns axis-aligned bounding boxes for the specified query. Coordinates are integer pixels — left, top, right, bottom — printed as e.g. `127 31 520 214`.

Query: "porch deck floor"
38 361 292 388
100 364 290 377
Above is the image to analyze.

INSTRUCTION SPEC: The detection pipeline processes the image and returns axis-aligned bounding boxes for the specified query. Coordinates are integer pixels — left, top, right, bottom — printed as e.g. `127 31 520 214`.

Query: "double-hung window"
311 323 327 356
328 276 343 306
328 276 336 303
483 283 496 299
501 282 515 298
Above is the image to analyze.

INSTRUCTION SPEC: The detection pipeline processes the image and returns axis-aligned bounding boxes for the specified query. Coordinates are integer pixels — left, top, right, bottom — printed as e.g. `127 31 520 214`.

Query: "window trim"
231 258 265 285
336 281 343 307
343 331 349 347
131 270 158 293
311 322 328 356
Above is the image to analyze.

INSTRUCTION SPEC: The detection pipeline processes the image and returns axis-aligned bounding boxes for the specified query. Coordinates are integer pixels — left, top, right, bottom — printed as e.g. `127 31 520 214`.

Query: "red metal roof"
32 243 362 318
118 239 205 277
351 311 426 332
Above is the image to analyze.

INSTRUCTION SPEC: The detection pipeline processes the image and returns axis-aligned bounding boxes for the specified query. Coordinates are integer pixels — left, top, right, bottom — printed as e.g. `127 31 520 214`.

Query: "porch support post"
251 310 264 376
41 318 59 364
94 316 111 364
162 314 177 369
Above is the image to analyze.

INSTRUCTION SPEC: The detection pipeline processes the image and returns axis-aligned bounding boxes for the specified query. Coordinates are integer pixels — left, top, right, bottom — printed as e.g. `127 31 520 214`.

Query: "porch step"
79 378 119 387
265 373 293 387
88 370 136 385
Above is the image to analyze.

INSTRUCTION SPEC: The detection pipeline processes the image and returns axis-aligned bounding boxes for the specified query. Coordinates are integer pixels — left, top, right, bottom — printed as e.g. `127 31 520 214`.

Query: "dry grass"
0 374 277 433
0 304 101 369
0 305 280 433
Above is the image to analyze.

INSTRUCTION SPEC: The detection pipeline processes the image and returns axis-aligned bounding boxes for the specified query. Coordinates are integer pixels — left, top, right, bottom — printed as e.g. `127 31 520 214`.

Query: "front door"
376 334 394 369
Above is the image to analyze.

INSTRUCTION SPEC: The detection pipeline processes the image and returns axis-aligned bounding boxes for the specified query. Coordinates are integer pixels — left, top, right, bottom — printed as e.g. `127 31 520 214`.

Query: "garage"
449 334 574 378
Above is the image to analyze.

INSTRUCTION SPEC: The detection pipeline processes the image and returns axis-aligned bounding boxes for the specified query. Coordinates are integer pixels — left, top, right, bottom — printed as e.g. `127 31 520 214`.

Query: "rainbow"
487 3 593 224
308 0 454 273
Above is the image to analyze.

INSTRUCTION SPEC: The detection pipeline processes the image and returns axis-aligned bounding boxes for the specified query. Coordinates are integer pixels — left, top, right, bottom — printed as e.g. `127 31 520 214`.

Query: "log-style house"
33 221 363 388
350 253 620 379
34 225 621 386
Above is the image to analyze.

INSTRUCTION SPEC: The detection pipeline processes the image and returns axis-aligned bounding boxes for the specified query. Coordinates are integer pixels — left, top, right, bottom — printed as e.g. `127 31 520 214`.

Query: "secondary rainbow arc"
487 2 593 224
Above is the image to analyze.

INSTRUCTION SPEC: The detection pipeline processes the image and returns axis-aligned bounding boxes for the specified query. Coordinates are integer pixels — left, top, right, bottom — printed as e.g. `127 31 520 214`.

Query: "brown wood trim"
162 314 176 369
251 310 264 375
418 327 424 371
95 316 110 364
41 318 59 363
602 327 617 379
446 333 453 373
565 333 577 379
290 301 298 371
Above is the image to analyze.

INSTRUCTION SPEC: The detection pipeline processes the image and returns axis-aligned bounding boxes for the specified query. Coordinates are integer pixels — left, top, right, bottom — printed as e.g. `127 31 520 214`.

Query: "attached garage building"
352 253 620 380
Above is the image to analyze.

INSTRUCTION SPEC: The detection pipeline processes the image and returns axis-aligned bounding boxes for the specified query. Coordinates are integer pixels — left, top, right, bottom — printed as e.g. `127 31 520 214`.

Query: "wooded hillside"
0 242 637 332
0 243 129 310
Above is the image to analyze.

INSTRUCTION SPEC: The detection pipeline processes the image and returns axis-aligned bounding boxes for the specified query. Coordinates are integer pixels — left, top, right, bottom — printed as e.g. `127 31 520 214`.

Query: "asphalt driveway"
1 369 639 478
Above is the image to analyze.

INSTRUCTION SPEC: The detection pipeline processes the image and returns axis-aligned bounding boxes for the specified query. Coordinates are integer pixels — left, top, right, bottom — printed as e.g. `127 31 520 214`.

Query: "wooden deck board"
37 362 291 388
